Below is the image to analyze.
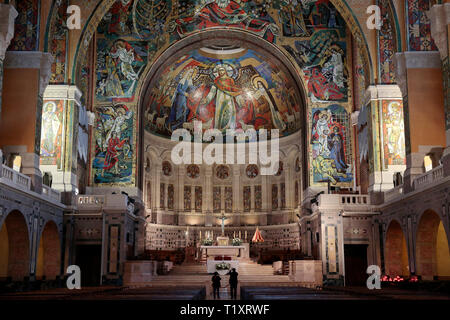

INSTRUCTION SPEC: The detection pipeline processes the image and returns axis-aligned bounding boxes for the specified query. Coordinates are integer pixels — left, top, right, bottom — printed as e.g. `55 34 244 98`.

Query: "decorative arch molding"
69 0 375 88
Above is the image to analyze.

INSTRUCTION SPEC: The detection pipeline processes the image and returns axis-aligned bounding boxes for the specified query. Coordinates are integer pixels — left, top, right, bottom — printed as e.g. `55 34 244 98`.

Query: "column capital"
4 51 54 96
0 4 18 61
364 84 403 105
429 3 450 60
43 85 83 107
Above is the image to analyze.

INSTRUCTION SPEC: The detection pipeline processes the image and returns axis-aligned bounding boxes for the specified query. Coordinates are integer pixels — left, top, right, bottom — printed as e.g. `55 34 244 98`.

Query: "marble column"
430 3 450 176
0 4 17 119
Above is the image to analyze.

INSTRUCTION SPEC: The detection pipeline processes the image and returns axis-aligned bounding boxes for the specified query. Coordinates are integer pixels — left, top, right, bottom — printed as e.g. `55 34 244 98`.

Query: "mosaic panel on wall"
225 186 232 213
407 0 437 51
48 0 68 83
377 0 396 84
280 182 286 209
92 104 134 184
186 164 200 179
295 181 299 205
40 100 64 167
243 186 251 212
85 0 358 187
9 0 39 51
216 165 229 180
255 185 262 211
381 100 406 166
310 104 353 185
184 185 191 210
213 186 221 212
246 164 259 178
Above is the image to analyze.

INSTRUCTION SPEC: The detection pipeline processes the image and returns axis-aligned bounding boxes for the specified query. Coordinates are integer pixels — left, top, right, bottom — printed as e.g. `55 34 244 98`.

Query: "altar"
200 245 246 259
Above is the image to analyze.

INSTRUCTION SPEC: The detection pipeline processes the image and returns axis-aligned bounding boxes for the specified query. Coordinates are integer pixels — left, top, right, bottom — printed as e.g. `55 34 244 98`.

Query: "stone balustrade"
413 165 444 191
1 164 31 190
317 194 370 211
42 184 61 202
384 185 404 202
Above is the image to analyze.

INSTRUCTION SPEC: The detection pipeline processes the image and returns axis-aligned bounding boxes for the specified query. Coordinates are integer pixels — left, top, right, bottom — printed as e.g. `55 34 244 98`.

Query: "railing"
413 165 444 191
42 184 61 202
0 165 31 190
384 185 404 202
77 194 132 214
317 194 370 210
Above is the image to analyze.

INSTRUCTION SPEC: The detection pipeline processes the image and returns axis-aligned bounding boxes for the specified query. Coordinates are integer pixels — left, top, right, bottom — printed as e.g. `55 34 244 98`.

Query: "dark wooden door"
344 244 368 286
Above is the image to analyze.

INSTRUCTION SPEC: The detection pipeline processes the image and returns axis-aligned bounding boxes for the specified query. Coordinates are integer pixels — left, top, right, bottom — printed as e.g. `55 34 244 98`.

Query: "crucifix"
220 211 229 236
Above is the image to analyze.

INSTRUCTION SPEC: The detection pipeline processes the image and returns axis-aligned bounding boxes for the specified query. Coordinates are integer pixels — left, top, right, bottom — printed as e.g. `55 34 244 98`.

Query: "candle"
200 230 202 240
234 231 236 238
245 230 247 240
239 231 241 239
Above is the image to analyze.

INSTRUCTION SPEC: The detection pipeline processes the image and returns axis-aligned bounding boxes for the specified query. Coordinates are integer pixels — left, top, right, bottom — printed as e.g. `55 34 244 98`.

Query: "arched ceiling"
141 40 304 138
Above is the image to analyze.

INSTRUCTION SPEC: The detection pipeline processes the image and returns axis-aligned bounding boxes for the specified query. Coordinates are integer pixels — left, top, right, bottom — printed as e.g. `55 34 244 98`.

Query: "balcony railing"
42 184 62 202
0 165 31 190
317 194 370 210
384 185 404 202
0 164 61 203
77 194 134 214
413 165 444 191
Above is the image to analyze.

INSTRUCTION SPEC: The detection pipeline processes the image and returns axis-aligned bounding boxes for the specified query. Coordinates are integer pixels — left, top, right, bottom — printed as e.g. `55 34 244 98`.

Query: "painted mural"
407 0 437 51
272 184 278 210
168 184 174 209
40 101 64 166
92 104 134 184
96 38 148 102
144 48 301 137
195 186 202 211
9 0 39 51
310 104 352 185
382 100 406 166
160 182 165 208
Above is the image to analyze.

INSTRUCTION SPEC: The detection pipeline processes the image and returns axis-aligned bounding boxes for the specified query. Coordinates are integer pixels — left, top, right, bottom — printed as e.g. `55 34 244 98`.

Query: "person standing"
212 272 221 299
229 268 238 299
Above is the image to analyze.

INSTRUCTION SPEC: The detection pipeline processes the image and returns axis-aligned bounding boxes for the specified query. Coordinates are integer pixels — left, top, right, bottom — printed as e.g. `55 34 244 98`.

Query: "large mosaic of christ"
144 48 302 137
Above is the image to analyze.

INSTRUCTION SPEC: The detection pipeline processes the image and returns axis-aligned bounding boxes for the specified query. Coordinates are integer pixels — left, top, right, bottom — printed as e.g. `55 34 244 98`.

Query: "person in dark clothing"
212 272 221 299
228 268 238 299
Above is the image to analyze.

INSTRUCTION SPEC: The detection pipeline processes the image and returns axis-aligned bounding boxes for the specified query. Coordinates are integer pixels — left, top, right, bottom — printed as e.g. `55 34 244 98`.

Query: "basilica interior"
0 0 449 300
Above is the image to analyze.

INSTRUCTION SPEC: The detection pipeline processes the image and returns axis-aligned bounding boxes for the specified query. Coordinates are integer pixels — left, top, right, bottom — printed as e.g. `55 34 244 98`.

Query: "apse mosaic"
381 101 406 166
40 101 64 167
144 48 301 137
85 0 356 187
310 104 353 185
92 104 134 184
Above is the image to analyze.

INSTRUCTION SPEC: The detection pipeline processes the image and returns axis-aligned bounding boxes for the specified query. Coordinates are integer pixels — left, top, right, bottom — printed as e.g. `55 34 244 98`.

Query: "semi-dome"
143 44 303 139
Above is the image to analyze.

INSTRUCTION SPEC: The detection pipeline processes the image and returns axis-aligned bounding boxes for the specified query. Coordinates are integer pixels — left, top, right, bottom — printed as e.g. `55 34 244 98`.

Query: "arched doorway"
416 210 450 280
385 220 409 277
0 210 30 281
36 221 61 280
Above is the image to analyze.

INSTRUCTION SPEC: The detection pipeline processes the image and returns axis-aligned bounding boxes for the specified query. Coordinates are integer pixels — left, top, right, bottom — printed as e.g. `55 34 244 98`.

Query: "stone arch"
0 210 30 281
384 219 409 277
36 220 61 280
415 209 450 280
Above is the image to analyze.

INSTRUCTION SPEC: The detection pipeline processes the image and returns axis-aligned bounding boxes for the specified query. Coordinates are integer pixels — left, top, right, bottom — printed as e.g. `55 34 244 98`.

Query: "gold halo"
252 76 268 90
